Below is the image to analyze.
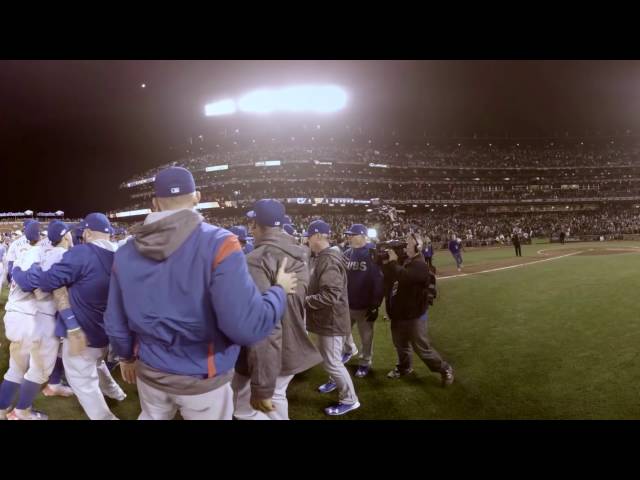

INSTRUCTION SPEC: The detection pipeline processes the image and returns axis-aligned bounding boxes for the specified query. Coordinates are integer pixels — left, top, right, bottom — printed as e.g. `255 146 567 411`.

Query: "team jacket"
305 246 351 336
423 245 434 261
343 245 384 310
235 229 322 400
104 209 286 388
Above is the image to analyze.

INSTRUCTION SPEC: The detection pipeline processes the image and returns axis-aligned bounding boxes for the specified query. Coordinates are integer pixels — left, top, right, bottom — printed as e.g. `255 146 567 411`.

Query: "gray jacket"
305 246 351 336
234 229 322 400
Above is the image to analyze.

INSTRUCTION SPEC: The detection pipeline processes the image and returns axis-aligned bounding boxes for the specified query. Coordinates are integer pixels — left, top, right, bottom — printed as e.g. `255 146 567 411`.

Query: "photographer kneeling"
382 233 454 387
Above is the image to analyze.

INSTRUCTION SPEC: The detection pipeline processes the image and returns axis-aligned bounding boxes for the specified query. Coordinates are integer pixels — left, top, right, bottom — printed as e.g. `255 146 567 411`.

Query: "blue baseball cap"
154 166 196 198
283 215 292 226
23 219 35 229
283 224 297 236
48 220 70 244
229 226 248 241
82 213 113 234
246 199 286 227
303 220 331 238
24 221 40 242
345 224 368 236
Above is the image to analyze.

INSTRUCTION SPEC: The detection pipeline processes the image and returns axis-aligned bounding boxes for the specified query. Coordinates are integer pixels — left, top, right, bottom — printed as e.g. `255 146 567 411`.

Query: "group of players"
0 166 459 420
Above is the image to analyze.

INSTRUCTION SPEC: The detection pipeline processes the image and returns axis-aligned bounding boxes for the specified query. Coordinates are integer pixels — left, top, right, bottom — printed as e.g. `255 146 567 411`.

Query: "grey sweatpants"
344 309 375 366
391 313 448 374
316 335 359 405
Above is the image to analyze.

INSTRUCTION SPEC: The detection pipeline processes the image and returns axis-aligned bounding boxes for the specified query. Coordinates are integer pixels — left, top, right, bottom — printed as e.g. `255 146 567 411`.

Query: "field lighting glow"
205 99 237 116
204 84 347 116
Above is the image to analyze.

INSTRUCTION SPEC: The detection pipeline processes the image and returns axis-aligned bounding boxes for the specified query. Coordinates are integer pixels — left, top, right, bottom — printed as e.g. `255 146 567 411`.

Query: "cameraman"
382 232 454 387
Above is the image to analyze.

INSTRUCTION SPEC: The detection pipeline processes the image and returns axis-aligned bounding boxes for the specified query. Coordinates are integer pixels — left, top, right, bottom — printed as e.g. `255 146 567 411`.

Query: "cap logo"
171 187 180 194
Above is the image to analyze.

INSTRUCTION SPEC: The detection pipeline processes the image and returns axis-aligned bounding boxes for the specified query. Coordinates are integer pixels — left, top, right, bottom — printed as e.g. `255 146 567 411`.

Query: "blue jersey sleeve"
38 247 86 292
11 265 42 292
209 236 285 346
104 267 135 359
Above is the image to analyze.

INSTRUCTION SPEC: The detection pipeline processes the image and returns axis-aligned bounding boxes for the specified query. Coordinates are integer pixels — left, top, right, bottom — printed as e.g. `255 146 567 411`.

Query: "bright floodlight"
237 85 347 114
367 228 378 239
205 99 237 116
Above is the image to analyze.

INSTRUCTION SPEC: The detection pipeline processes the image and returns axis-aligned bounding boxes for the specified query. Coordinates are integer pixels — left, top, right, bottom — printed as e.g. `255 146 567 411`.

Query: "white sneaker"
105 390 127 402
7 408 48 420
43 383 75 398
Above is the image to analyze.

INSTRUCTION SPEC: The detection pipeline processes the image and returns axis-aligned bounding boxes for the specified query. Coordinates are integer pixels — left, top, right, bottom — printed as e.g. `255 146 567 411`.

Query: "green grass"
2 241 640 419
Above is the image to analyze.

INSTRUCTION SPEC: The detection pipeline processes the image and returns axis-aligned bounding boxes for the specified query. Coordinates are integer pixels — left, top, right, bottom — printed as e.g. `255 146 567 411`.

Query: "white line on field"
439 251 581 280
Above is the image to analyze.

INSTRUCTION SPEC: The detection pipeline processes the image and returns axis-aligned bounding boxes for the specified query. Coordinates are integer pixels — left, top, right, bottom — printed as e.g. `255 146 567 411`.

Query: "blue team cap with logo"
47 220 70 244
82 213 113 234
345 224 367 236
154 167 196 198
246 199 285 227
24 221 41 242
229 226 248 241
303 220 331 237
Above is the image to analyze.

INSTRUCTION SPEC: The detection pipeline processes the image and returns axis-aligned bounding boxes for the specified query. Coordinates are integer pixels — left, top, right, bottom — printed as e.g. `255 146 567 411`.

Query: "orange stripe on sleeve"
212 235 242 270
207 343 216 378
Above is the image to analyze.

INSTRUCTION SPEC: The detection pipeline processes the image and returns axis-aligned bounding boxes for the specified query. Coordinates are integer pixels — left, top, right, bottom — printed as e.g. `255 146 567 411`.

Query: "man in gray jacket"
305 220 360 416
232 200 322 420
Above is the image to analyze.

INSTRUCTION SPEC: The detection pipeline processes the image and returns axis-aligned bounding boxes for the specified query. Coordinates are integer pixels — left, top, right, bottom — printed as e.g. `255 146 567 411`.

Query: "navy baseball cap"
154 167 196 198
283 215 292 226
82 213 113 234
303 220 331 237
345 224 367 236
229 226 248 241
48 220 70 244
24 221 40 242
246 199 285 227
23 219 35 229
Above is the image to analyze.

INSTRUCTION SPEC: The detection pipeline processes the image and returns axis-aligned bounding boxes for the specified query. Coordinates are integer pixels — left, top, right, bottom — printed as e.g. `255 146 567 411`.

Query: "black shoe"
441 366 454 387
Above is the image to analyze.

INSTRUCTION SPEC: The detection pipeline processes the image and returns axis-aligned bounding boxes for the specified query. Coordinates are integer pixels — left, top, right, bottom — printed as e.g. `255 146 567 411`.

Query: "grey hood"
131 209 203 261
253 229 307 263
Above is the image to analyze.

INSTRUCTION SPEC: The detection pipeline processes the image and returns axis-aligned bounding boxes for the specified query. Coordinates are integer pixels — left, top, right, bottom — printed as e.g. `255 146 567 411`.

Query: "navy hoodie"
343 245 384 310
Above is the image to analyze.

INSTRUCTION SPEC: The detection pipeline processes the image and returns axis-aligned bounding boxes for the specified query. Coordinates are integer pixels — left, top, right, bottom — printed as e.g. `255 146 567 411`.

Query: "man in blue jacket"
342 224 384 378
104 167 298 420
14 213 126 420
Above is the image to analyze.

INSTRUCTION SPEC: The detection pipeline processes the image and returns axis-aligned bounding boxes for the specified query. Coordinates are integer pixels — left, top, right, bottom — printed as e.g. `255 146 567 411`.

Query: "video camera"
370 239 408 265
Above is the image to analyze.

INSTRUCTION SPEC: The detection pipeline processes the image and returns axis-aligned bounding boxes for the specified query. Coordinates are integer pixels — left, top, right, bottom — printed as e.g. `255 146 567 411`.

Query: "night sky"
1 60 640 217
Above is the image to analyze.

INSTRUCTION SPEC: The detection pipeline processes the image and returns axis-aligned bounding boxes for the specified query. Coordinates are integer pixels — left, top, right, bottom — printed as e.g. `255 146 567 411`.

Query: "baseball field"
2 239 640 420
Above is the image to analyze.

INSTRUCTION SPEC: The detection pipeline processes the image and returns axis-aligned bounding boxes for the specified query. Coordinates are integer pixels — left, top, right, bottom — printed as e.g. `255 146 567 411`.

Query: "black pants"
391 314 448 374
514 244 522 256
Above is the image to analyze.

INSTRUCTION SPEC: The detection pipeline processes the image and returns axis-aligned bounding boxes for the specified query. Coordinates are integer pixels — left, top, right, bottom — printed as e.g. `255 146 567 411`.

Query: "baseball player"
0 239 6 294
305 220 360 416
232 200 322 420
448 234 464 272
7 221 76 419
104 167 297 420
19 213 126 420
5 220 36 285
0 222 48 419
342 223 384 378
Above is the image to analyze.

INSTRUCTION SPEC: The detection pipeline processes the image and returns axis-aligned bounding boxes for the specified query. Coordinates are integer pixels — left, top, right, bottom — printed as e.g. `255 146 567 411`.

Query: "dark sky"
1 60 640 217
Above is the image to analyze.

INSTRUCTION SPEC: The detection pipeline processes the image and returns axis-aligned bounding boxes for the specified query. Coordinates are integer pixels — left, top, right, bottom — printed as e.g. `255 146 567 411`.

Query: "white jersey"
36 245 67 316
5 235 29 264
37 237 52 249
5 242 40 315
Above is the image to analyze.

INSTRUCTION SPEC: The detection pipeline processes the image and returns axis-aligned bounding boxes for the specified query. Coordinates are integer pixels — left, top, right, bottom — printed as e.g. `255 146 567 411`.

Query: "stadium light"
204 99 237 116
367 228 377 239
236 85 347 114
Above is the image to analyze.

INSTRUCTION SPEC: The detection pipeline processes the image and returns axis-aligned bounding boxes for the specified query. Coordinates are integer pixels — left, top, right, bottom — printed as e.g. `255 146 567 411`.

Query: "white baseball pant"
3 311 35 385
232 373 294 420
137 378 234 420
316 334 359 405
61 340 124 420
